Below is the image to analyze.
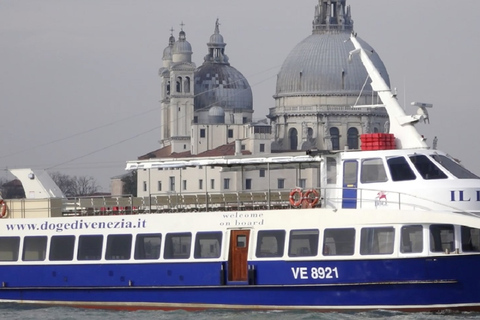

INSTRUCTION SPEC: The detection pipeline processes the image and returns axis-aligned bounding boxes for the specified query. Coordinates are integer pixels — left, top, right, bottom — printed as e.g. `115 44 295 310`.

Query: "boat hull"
1 255 480 311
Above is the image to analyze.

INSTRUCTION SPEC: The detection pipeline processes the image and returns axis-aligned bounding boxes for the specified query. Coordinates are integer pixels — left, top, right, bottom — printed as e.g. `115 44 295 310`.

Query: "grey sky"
1 0 479 191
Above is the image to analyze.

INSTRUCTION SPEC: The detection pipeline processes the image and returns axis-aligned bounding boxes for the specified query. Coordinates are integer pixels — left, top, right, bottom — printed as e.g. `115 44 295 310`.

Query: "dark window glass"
256 230 285 258
237 235 247 248
360 227 395 255
135 234 162 260
78 235 103 260
194 232 222 259
330 127 340 150
200 129 206 138
327 157 337 184
410 155 447 180
228 129 233 138
49 235 75 261
323 228 355 256
347 127 359 149
288 230 319 257
164 233 191 259
343 161 358 186
361 158 388 183
106 234 132 260
430 224 454 252
0 237 20 261
245 179 252 190
461 226 480 252
387 157 416 181
431 155 479 179
400 225 423 253
23 236 47 261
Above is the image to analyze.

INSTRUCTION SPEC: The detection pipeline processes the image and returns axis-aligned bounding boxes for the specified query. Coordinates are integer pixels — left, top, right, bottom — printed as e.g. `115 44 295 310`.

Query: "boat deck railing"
1 187 468 219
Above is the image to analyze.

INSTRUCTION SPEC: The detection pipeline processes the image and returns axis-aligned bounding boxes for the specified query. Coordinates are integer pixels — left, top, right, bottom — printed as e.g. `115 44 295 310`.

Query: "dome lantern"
312 0 353 34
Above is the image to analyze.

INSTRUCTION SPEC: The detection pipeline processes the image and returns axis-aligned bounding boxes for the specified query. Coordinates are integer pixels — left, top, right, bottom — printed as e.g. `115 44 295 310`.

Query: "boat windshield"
409 155 448 180
386 157 416 182
430 154 480 179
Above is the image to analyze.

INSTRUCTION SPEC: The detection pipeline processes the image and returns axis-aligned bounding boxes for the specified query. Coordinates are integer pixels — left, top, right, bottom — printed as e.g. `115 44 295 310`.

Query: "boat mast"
349 34 428 149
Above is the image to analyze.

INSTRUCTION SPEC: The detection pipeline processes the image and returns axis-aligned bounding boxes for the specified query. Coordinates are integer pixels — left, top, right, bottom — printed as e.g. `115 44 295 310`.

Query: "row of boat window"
1 224 479 262
339 154 478 184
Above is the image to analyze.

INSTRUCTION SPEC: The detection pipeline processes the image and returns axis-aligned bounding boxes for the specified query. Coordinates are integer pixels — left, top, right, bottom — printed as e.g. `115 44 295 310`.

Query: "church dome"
276 33 390 97
276 0 390 97
194 63 252 111
172 31 192 54
194 20 252 111
162 34 175 61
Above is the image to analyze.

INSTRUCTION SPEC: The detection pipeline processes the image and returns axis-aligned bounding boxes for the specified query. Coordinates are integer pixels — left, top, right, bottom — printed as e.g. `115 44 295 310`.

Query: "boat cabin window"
164 233 192 259
256 230 285 258
288 229 319 257
400 225 423 253
360 227 395 255
323 228 355 256
22 236 47 261
360 158 388 183
343 161 358 187
135 233 162 260
106 234 132 260
194 232 222 259
326 158 337 184
0 236 20 261
461 226 480 252
409 155 447 180
431 155 480 179
387 157 416 181
430 225 455 252
77 235 103 261
49 235 75 261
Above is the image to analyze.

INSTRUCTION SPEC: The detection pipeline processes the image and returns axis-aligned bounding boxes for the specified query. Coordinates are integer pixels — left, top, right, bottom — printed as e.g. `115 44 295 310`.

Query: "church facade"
133 0 391 198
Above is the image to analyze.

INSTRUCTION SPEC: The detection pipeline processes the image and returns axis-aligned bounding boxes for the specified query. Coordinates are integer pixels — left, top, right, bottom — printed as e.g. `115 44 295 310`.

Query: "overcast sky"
1 0 479 191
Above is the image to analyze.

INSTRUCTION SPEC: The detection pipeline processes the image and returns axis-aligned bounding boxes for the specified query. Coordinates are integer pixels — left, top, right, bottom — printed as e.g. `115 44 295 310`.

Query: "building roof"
138 141 251 161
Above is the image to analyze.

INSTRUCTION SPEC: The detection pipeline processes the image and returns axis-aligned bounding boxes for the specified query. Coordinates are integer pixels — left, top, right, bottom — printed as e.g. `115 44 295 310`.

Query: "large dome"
194 63 253 111
276 32 390 97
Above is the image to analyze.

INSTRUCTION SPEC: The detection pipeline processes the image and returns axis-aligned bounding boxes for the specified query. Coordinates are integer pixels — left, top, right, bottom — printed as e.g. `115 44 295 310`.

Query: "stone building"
269 0 390 152
132 0 392 197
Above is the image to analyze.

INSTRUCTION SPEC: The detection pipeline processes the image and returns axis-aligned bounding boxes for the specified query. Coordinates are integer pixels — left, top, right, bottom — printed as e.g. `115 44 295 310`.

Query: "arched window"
330 127 340 150
166 81 171 95
289 128 298 151
184 77 190 93
347 127 359 150
176 77 182 93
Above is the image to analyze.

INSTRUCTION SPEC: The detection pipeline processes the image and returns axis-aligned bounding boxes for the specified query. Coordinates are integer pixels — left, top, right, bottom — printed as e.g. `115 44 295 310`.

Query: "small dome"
172 30 192 55
276 33 390 97
209 33 224 44
162 34 175 61
208 106 225 116
162 46 172 60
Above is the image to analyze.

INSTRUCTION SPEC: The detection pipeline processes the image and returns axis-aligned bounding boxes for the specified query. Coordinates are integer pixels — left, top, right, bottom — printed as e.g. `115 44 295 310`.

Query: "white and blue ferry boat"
1 34 480 312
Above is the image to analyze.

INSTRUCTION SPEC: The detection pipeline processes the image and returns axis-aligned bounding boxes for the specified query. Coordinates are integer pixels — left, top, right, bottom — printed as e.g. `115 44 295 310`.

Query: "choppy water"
1 305 480 320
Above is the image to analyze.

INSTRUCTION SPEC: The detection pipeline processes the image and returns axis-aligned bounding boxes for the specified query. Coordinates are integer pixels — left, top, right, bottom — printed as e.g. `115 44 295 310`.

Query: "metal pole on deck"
267 163 271 209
